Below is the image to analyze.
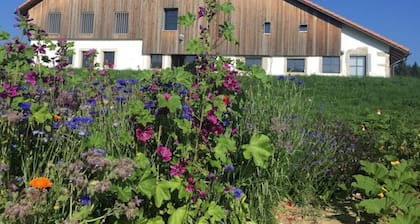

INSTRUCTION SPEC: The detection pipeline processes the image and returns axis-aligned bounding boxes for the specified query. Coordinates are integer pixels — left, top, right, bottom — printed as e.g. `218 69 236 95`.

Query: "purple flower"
156 145 172 162
232 187 243 199
163 93 171 100
224 165 235 172
80 194 91 205
197 6 207 19
135 125 154 142
170 161 186 177
18 102 31 111
25 71 37 86
223 73 241 93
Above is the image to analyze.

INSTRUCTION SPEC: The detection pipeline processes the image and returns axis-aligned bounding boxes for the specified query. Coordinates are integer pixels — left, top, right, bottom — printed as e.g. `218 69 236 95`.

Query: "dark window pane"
82 51 89 68
104 51 115 67
164 8 178 30
48 12 61 34
114 12 129 33
246 57 262 67
322 57 340 73
299 24 308 32
264 22 271 33
171 55 195 67
151 55 162 68
287 59 305 72
80 12 94 34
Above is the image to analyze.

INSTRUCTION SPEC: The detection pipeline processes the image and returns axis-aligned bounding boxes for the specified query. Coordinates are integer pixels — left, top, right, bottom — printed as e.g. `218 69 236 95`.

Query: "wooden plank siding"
27 0 342 57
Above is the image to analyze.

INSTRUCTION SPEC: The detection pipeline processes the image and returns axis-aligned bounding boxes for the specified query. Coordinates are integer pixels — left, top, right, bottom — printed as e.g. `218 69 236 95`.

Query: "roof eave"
17 0 43 15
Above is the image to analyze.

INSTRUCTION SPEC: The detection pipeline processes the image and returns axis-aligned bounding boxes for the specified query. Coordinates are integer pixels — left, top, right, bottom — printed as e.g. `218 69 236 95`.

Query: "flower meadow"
1 1 419 224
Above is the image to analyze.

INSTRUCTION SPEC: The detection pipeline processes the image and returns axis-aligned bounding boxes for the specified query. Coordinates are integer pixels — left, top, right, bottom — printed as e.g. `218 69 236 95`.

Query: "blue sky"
1 0 419 64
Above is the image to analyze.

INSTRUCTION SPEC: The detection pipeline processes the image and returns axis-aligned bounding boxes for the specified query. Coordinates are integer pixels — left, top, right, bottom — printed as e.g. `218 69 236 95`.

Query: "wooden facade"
25 0 342 57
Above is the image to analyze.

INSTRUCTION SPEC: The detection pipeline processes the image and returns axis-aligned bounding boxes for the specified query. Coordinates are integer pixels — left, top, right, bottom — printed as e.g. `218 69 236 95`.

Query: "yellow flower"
381 186 388 193
30 177 52 189
54 204 60 210
391 161 400 166
377 192 385 198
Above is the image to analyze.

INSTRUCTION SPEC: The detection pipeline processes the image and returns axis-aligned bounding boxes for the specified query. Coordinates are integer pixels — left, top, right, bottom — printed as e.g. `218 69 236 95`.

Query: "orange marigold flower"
30 177 52 189
222 95 230 105
53 114 62 121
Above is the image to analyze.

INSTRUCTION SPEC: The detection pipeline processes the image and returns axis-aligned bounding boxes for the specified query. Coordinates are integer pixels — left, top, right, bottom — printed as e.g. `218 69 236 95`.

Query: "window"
67 55 73 66
322 57 340 73
47 12 61 34
164 8 178 30
114 12 129 34
103 51 115 67
264 22 271 34
151 55 162 68
172 55 195 67
349 56 366 77
80 12 94 34
245 57 262 67
82 51 90 68
299 24 308 32
287 58 305 72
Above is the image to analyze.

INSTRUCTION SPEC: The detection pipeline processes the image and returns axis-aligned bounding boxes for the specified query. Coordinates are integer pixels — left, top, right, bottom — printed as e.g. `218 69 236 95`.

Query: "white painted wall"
341 27 391 77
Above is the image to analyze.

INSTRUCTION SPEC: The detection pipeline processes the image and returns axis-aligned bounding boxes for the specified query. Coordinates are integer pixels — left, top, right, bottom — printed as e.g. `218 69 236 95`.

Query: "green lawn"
298 75 420 129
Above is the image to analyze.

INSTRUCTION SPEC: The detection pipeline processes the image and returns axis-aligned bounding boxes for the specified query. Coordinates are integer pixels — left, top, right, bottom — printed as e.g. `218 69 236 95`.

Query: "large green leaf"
168 206 188 224
137 170 156 199
147 216 165 224
387 191 420 213
357 198 388 214
158 94 181 113
206 201 226 223
154 179 181 208
178 12 196 26
360 160 388 180
214 136 236 163
30 102 51 124
241 134 272 168
352 175 381 197
174 118 192 134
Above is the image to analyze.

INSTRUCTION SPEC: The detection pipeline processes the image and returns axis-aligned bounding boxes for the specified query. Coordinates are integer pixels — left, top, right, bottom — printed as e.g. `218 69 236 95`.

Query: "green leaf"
387 191 420 213
135 109 155 126
147 216 165 224
139 70 154 82
168 206 187 224
351 175 381 197
214 136 236 163
178 12 196 26
137 170 156 199
174 68 193 87
158 94 181 113
216 2 235 14
174 118 192 134
135 152 150 169
0 31 10 40
357 198 388 214
206 201 226 223
30 102 52 124
155 181 171 208
111 185 132 203
186 38 210 54
241 134 272 168
360 160 388 180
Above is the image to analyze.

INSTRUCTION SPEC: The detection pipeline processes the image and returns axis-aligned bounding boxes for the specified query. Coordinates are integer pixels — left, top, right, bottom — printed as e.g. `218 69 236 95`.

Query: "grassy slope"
298 76 420 129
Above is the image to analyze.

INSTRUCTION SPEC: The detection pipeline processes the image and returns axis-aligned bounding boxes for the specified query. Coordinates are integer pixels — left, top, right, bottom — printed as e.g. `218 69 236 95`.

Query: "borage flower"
30 177 52 189
156 145 172 162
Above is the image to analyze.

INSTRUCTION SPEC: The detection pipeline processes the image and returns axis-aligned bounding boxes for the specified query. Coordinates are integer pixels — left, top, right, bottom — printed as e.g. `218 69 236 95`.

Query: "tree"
411 62 420 77
394 61 410 76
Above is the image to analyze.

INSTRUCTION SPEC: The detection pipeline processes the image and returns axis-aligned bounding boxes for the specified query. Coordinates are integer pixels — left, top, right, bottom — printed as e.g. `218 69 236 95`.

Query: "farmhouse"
18 0 410 77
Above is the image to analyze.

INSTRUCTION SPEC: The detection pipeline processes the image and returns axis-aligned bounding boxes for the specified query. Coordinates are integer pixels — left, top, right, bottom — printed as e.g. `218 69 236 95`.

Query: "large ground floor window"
287 58 305 72
349 56 366 77
322 56 340 73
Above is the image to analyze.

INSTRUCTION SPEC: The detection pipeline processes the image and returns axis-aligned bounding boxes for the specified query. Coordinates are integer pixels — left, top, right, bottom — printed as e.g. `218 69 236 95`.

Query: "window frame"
103 51 115 68
299 24 308 33
349 56 367 77
245 57 262 68
164 8 179 31
47 12 61 34
151 54 163 68
287 58 305 73
322 56 340 73
264 22 271 34
114 11 129 34
80 12 94 34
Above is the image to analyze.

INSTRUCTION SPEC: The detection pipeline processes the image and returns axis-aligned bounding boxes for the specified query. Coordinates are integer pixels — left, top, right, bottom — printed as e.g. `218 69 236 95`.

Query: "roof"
297 0 409 63
18 0 410 62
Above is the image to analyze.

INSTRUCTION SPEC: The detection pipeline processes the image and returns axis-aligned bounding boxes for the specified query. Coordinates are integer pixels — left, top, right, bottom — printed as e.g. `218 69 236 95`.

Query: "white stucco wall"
341 27 391 77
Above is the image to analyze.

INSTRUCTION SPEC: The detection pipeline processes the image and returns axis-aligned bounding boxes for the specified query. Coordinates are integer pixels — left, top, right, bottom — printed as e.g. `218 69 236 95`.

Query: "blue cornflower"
18 102 31 111
144 101 155 109
178 88 188 95
222 119 230 127
92 148 106 156
164 82 173 88
115 96 127 102
232 187 243 199
66 121 79 130
182 112 192 120
225 165 235 172
32 130 45 135
289 76 297 81
276 75 286 80
53 122 61 129
86 98 96 106
72 116 94 124
128 79 138 85
80 194 91 206
123 87 132 93
295 80 304 86
182 105 190 112
116 79 127 86
91 80 100 86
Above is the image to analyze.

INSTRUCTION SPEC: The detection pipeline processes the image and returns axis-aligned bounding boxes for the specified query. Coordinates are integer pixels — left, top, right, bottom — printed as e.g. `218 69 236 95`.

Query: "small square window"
264 22 271 33
322 57 340 73
287 58 305 72
151 55 162 68
299 24 308 32
103 51 115 67
114 12 129 34
47 12 61 34
164 8 178 30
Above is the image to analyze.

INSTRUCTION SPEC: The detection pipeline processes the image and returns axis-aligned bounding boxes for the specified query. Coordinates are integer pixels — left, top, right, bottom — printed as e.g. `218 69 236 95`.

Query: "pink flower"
99 69 106 76
197 6 207 19
170 161 186 177
135 125 154 142
2 82 18 98
163 93 171 100
185 177 195 192
25 71 37 86
156 146 172 162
